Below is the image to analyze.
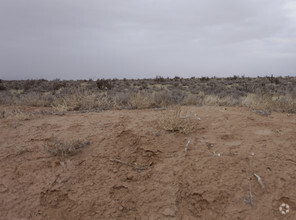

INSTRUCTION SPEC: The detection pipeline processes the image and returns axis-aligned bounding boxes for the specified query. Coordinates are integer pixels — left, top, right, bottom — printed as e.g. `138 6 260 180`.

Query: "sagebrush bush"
96 79 112 90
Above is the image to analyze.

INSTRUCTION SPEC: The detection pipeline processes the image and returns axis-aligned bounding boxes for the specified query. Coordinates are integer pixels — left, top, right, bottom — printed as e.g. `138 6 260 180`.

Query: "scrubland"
1 75 296 115
0 76 296 219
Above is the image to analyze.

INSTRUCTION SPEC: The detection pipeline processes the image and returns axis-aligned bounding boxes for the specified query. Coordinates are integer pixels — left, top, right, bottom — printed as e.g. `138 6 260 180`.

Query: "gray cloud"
1 0 296 79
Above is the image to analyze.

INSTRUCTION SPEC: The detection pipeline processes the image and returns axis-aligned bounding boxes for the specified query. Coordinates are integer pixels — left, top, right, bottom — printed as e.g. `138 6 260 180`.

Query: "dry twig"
254 173 264 189
185 139 191 153
243 182 254 206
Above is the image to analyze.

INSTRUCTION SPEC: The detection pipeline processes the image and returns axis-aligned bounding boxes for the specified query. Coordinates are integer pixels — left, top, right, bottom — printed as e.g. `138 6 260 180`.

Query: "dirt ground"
1 106 296 219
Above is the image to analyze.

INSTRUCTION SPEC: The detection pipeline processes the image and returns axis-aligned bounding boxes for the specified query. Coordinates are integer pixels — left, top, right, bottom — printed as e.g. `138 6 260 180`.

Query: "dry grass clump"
0 106 5 119
51 102 68 115
13 92 55 107
158 106 198 134
243 93 296 113
128 92 154 109
54 91 97 111
46 135 90 157
0 106 31 120
52 91 115 111
202 95 242 106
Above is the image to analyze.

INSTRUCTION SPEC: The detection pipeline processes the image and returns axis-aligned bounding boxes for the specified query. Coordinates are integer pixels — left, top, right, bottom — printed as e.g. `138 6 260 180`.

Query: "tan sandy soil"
0 106 296 219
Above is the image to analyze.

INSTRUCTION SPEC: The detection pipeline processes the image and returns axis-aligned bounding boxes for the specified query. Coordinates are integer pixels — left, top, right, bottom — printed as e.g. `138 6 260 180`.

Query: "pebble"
162 207 177 217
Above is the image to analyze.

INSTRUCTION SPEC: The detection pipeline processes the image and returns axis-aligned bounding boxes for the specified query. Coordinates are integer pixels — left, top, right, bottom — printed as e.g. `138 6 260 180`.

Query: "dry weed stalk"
249 183 254 206
243 183 254 206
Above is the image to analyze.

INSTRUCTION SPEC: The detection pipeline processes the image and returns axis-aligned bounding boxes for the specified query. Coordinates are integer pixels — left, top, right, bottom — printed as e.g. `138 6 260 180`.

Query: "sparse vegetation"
0 106 32 120
158 106 198 134
1 76 296 114
46 134 90 157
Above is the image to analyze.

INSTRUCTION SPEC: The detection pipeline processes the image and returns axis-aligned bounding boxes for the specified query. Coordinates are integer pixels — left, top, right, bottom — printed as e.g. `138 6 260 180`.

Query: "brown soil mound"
1 106 296 219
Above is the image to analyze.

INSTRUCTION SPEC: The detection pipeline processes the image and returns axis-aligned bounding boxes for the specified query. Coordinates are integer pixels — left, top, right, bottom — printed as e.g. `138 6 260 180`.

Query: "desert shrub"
0 106 5 118
51 102 68 115
114 92 130 108
200 77 210 82
97 95 115 110
12 92 55 107
0 81 5 90
52 80 66 91
243 93 296 113
181 94 199 105
0 106 31 120
54 91 98 111
23 80 36 91
128 92 154 109
154 76 165 82
227 75 239 81
275 95 296 113
158 106 198 134
46 134 90 157
153 91 176 107
173 76 181 81
96 79 112 90
267 75 280 84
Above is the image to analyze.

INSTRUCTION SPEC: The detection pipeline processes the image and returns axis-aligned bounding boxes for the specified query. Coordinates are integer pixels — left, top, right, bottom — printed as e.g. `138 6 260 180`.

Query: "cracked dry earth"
1 106 296 219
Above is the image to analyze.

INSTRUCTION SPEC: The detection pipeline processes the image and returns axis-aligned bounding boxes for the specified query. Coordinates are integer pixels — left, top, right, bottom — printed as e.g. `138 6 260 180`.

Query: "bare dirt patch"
0 106 296 219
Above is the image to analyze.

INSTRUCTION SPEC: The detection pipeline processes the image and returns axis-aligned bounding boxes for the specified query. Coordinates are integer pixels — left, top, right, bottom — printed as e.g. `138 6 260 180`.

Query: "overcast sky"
1 0 296 80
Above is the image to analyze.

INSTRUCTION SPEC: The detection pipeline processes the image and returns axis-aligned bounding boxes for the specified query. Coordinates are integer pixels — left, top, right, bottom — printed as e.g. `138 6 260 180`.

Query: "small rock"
162 207 177 217
126 174 133 180
207 143 214 149
119 206 124 211
0 184 8 193
250 152 255 156
154 131 160 136
113 169 118 173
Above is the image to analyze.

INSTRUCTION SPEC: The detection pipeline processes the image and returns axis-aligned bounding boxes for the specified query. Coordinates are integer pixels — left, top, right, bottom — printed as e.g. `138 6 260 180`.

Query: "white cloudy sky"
1 0 296 79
